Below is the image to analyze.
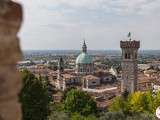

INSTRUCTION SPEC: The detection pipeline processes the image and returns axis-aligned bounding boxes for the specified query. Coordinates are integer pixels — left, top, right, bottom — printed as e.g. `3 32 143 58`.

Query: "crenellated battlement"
120 40 140 49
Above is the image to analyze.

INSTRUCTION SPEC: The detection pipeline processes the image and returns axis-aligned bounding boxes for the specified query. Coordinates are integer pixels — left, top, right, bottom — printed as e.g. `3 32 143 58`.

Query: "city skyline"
17 0 160 50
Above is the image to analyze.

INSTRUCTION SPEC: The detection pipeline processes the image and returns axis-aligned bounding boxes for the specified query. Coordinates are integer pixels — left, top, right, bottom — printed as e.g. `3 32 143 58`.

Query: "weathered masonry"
120 40 140 93
0 1 23 120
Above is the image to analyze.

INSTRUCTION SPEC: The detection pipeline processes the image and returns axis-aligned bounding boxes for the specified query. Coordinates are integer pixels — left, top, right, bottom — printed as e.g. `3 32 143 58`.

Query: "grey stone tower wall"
57 57 65 90
120 40 140 93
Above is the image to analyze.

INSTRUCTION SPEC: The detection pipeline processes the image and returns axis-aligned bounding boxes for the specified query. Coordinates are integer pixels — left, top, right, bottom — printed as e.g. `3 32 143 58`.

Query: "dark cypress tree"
19 70 51 120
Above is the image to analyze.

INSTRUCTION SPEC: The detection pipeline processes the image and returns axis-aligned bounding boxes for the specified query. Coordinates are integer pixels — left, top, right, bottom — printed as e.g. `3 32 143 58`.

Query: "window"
125 53 131 59
92 81 96 84
125 53 128 59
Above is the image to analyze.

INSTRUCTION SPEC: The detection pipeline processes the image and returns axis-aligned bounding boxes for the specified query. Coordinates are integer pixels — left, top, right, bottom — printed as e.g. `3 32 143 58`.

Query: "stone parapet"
0 1 22 120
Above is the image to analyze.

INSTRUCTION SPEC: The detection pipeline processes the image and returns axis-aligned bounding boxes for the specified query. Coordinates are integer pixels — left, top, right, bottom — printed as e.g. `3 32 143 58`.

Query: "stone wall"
0 1 22 120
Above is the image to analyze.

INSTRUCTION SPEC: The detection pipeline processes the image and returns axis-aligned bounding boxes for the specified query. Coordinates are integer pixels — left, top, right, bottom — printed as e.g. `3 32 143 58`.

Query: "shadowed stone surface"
0 1 23 120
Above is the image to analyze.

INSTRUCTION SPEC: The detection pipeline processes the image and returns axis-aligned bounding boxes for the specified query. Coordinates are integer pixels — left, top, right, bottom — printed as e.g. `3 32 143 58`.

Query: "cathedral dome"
75 40 94 74
76 52 92 64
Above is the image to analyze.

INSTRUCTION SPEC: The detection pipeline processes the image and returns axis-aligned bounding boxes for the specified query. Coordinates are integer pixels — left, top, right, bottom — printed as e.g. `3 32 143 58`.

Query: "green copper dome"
76 52 92 64
76 40 92 64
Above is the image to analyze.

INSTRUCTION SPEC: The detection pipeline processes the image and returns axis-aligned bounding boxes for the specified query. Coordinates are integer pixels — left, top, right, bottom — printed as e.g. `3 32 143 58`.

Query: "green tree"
99 112 156 120
109 91 159 115
64 89 97 116
127 91 156 114
85 115 97 120
19 70 51 120
99 111 125 120
126 113 156 120
48 111 70 120
62 87 76 101
153 91 160 111
141 91 154 113
127 92 145 113
71 113 85 120
109 97 124 112
71 113 97 120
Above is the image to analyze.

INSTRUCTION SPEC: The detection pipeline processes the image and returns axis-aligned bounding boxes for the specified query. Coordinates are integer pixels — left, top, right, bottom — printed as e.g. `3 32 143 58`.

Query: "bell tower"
57 57 65 90
120 33 140 93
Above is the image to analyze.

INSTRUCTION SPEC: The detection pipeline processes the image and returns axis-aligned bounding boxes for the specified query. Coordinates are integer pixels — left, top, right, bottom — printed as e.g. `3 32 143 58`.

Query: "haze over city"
17 0 160 50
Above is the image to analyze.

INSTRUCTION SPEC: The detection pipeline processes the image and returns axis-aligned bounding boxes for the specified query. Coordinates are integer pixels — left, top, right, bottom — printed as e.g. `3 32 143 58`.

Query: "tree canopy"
109 91 160 115
19 70 51 120
64 89 97 116
99 112 156 120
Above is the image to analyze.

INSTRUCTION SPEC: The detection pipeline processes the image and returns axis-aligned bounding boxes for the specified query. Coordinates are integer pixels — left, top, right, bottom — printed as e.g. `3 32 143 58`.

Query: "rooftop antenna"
83 38 86 45
128 32 132 41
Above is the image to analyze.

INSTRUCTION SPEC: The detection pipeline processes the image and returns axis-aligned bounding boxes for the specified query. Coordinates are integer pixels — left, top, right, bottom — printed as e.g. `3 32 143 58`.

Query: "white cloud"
15 0 160 50
48 0 160 15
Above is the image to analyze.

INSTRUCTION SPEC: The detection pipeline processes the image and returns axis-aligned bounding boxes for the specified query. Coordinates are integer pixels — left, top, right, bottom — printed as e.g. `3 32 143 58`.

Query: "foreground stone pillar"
0 0 23 120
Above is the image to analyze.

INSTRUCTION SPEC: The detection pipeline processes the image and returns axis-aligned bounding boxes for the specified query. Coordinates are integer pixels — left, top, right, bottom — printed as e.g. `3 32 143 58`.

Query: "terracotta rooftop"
138 74 153 84
144 69 157 74
94 70 112 77
83 75 99 80
62 74 76 79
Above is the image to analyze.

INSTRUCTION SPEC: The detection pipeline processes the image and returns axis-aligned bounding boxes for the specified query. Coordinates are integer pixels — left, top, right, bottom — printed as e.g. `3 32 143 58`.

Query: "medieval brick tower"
120 34 140 93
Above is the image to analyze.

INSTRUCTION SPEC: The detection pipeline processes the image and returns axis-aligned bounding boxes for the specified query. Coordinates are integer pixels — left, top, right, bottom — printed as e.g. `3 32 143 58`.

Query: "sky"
16 0 160 50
